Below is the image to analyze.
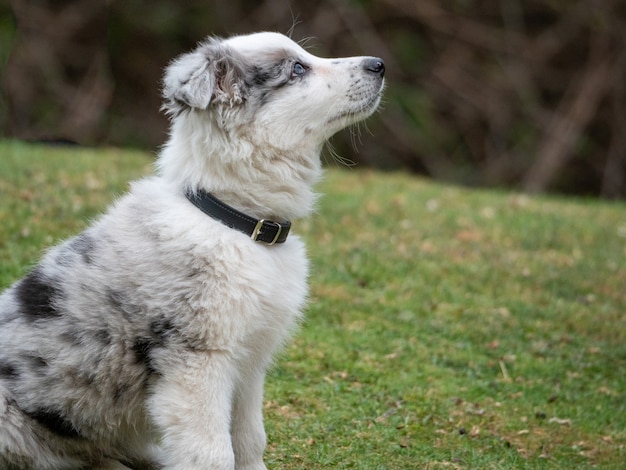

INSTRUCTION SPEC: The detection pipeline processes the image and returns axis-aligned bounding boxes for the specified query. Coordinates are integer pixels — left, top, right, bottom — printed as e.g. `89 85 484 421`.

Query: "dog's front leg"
149 351 236 470
232 369 267 470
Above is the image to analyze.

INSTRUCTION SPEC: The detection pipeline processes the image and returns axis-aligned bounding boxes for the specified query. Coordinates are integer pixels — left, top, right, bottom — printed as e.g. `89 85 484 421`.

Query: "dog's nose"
363 57 385 78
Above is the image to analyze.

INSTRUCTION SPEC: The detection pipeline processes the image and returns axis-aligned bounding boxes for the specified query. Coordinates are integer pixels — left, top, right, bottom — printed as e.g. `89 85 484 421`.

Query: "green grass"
1 140 625 469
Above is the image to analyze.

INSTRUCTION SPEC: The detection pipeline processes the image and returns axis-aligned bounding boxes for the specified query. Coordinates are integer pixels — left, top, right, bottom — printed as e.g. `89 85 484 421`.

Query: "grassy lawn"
1 140 625 469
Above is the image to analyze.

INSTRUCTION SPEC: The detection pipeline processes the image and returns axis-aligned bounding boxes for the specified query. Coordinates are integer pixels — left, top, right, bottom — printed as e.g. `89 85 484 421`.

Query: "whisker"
324 140 358 168
298 36 318 50
287 12 302 38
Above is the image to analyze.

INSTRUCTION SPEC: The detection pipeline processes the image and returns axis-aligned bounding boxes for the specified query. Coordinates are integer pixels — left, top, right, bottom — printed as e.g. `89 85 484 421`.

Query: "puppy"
0 32 384 469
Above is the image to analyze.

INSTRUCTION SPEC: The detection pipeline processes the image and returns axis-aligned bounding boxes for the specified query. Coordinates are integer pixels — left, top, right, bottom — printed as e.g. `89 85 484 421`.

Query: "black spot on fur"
16 268 63 320
250 66 274 86
150 318 175 343
258 90 270 106
25 408 81 438
120 458 160 470
0 362 19 379
132 337 157 375
248 62 290 89
129 319 181 376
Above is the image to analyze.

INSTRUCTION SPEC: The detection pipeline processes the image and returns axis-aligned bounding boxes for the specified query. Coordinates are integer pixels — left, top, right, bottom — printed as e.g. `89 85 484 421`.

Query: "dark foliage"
2 0 625 198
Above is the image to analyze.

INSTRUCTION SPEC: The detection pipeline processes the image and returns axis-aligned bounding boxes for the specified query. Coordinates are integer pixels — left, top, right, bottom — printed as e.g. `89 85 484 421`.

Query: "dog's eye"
291 62 307 78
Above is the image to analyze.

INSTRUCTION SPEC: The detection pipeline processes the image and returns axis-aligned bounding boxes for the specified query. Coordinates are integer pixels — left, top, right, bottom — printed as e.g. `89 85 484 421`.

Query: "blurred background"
1 0 625 199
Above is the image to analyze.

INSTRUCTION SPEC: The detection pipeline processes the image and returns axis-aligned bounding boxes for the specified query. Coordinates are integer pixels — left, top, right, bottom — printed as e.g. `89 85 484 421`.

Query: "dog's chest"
218 238 309 342
161 232 310 354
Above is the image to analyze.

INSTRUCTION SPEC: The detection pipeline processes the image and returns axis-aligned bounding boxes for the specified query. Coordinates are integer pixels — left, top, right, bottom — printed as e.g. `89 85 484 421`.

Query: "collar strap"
185 189 291 245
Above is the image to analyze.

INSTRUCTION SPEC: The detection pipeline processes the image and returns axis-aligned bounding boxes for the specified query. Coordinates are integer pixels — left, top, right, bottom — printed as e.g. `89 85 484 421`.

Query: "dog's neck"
158 113 322 221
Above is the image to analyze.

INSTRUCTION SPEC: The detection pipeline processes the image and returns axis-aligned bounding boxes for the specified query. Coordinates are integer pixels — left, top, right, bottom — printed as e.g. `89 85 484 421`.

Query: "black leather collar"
185 189 291 245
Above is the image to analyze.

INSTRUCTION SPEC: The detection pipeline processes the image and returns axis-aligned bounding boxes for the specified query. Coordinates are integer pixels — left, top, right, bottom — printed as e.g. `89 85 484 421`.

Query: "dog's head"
160 32 384 219
162 32 385 151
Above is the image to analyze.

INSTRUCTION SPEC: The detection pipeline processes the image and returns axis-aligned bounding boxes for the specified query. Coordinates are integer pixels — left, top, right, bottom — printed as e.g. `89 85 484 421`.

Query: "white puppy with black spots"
0 32 384 469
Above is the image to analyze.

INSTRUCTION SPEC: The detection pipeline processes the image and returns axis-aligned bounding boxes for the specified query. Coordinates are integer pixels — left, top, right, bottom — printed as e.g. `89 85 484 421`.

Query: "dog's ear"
162 39 246 115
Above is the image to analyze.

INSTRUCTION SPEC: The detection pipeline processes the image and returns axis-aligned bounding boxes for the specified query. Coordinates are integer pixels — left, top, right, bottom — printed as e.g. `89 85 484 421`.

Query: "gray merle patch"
0 362 19 380
69 233 96 264
25 408 81 438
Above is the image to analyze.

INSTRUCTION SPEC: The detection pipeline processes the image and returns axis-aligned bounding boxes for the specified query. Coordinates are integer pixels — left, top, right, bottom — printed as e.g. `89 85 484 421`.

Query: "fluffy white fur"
0 32 384 469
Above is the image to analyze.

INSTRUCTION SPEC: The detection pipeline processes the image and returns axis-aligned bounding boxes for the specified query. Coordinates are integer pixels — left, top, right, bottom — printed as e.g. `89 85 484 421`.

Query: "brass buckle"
251 219 282 245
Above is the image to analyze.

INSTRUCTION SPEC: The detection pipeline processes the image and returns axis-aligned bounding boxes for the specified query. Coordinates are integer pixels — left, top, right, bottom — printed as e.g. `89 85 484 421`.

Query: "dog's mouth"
327 87 384 125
